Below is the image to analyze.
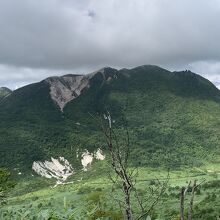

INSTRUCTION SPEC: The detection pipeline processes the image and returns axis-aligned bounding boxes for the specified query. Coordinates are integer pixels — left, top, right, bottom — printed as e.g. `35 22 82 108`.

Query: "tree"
97 112 169 220
179 179 204 220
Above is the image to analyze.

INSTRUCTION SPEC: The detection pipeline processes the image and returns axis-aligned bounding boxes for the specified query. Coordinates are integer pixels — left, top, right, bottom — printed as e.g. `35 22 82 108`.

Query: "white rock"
32 157 74 184
81 150 93 171
95 148 105 160
81 149 105 171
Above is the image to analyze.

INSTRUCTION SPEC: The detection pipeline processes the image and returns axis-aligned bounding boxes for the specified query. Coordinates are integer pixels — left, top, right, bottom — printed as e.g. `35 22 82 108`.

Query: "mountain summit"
40 65 219 111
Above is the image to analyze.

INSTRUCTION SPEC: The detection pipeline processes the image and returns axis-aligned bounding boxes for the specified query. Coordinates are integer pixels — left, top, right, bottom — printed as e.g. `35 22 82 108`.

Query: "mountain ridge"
0 65 219 172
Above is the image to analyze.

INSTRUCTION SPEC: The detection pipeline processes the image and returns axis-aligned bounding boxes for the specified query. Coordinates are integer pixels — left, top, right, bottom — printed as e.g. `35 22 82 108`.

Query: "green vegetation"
0 66 219 170
0 65 219 219
0 168 15 205
0 165 219 219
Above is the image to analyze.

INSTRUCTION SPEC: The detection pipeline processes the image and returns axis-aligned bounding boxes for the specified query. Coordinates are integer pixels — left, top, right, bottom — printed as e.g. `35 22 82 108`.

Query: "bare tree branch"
136 172 169 220
97 111 169 220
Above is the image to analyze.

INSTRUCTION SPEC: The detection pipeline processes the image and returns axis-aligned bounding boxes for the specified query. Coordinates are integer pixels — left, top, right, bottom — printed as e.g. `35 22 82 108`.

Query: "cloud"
0 65 50 89
0 64 91 89
0 0 220 88
188 61 220 88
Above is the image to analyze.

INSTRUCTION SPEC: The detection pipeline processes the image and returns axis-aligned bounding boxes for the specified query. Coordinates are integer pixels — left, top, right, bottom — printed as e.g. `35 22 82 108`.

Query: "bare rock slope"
45 74 89 111
44 67 116 111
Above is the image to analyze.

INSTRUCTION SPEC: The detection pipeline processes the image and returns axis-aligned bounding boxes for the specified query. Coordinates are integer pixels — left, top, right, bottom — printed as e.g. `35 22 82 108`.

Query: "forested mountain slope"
0 65 219 171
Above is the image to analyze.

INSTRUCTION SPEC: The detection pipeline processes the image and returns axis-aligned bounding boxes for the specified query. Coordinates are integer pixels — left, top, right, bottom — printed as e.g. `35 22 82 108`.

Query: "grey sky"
0 0 220 89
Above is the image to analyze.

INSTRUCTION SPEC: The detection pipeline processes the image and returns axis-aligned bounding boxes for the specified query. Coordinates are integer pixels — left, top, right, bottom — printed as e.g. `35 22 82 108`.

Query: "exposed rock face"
81 148 105 171
81 150 93 171
45 74 90 111
32 150 105 185
95 148 105 160
44 67 117 111
32 157 74 185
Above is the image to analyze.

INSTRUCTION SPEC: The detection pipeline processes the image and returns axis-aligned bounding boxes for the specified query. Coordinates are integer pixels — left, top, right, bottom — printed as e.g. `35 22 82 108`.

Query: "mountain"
0 65 219 172
0 87 12 99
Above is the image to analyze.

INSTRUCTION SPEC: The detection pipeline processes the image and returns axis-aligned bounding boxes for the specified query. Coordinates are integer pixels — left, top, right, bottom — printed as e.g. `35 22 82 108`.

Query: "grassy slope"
1 161 219 219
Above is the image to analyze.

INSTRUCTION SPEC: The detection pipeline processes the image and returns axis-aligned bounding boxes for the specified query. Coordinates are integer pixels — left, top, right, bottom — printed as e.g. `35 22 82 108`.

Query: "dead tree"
179 179 204 220
180 181 191 220
188 180 200 220
180 187 185 220
95 112 169 220
101 112 133 220
135 175 169 220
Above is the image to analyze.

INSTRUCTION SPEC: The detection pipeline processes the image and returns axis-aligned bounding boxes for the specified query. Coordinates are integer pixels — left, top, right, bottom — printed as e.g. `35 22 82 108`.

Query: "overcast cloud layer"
0 0 220 89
